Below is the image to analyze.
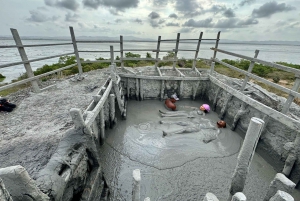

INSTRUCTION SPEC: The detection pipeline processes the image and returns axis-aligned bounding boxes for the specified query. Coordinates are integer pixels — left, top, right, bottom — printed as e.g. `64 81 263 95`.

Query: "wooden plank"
173 49 196 51
122 58 158 61
0 42 72 48
211 48 300 75
76 40 120 43
81 60 121 63
123 49 157 51
209 75 300 130
0 52 74 69
78 50 119 53
85 81 113 127
0 64 77 91
156 67 162 77
175 68 185 77
118 73 209 80
213 58 300 98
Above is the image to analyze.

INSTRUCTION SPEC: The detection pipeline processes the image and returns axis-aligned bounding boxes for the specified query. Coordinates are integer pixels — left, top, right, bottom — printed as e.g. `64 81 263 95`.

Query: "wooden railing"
210 47 300 114
0 26 220 93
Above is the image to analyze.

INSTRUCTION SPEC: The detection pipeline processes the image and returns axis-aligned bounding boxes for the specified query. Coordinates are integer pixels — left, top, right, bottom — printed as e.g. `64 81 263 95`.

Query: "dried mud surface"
0 68 109 179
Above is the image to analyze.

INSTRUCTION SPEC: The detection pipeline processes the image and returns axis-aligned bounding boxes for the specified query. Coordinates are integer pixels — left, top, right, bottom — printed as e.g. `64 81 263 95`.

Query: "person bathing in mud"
160 103 210 118
160 119 226 140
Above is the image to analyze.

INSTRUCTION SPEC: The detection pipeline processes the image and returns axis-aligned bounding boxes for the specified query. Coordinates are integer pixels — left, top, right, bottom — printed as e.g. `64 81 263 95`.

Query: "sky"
0 0 299 41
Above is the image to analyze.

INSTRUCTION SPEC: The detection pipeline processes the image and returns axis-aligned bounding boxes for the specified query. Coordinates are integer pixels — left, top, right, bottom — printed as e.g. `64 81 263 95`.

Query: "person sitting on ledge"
0 97 16 112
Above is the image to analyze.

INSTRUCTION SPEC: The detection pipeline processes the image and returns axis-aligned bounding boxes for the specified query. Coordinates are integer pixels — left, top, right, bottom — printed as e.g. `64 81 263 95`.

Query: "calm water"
1 39 300 83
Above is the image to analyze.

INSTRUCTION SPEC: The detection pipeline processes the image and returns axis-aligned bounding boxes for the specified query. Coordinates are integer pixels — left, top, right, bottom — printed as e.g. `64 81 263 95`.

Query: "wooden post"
269 190 294 201
231 192 246 201
132 169 141 201
219 94 233 119
210 62 215 75
0 165 50 200
213 31 221 59
10 28 40 93
155 36 161 68
100 106 105 145
173 33 180 69
240 50 260 91
282 75 300 114
264 173 296 201
203 193 219 201
69 27 83 75
0 178 13 201
136 78 139 101
212 87 221 111
127 78 130 99
120 35 124 68
229 117 265 197
109 94 116 128
193 81 200 100
161 80 165 101
193 32 203 69
140 79 144 100
70 108 86 129
110 46 114 65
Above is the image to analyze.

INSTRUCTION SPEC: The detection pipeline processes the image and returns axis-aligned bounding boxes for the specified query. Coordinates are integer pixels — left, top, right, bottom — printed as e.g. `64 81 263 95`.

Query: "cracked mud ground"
0 69 109 179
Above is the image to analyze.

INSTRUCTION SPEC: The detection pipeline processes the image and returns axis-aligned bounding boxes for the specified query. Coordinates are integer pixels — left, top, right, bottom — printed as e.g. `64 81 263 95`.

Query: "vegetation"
1 54 300 105
0 73 5 82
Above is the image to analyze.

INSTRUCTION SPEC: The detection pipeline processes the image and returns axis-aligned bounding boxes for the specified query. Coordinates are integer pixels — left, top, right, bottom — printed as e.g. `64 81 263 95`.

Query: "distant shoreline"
1 37 300 46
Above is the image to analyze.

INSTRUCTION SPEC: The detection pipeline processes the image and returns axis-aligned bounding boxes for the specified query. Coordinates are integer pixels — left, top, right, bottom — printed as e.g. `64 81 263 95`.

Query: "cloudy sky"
0 0 299 41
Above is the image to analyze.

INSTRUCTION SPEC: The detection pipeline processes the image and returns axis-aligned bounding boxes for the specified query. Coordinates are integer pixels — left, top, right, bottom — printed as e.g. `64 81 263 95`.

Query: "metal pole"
282 75 300 114
10 28 40 93
213 31 221 59
229 117 265 197
193 32 203 69
240 50 260 91
120 35 124 68
110 46 114 65
173 33 180 69
155 36 161 68
69 27 83 75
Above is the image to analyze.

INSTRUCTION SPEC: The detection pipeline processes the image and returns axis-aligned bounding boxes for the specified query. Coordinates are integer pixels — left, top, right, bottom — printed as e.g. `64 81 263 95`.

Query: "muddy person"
160 120 218 137
160 103 211 118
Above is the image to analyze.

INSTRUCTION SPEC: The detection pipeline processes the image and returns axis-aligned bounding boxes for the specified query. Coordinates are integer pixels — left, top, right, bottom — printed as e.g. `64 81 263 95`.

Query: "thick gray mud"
100 100 300 200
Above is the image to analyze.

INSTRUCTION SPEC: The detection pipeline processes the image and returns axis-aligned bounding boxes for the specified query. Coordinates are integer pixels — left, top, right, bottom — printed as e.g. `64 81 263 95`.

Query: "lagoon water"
1 39 300 83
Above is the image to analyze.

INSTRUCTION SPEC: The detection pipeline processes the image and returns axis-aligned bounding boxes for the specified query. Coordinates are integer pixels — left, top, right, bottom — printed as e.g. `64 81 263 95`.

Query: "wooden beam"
209 75 300 131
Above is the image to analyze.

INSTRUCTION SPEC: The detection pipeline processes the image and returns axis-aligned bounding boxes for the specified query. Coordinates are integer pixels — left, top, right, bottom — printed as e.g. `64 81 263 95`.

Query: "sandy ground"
0 68 109 179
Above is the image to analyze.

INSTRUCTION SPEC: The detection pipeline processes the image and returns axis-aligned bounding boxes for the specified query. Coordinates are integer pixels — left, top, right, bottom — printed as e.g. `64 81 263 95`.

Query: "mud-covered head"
200 104 210 113
217 120 226 128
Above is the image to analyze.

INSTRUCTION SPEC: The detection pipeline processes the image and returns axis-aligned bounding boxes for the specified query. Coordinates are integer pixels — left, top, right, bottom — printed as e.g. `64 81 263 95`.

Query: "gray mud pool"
100 100 300 201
